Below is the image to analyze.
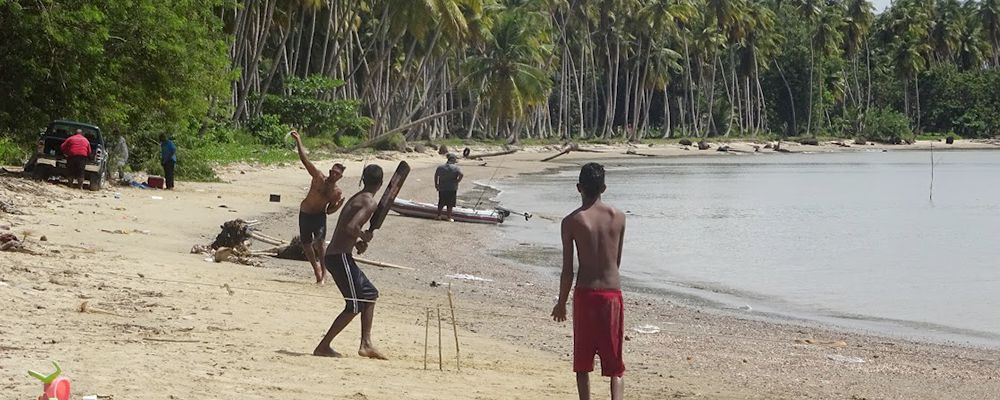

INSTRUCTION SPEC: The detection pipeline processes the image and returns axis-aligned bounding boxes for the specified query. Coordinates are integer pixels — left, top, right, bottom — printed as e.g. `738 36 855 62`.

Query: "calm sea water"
494 150 1000 346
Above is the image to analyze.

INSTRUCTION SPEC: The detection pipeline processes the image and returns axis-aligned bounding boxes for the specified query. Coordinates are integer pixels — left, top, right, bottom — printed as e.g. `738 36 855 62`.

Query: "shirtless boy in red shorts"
552 162 626 400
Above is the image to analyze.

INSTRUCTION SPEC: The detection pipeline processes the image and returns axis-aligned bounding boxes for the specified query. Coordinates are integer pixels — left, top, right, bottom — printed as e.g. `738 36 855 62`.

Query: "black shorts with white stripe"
325 253 379 314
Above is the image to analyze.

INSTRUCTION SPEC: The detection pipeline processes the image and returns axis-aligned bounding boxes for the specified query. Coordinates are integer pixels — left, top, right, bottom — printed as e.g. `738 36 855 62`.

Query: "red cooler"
147 176 165 189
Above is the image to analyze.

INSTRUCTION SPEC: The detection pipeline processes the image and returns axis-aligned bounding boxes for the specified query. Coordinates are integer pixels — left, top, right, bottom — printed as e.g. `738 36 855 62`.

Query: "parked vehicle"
28 120 107 191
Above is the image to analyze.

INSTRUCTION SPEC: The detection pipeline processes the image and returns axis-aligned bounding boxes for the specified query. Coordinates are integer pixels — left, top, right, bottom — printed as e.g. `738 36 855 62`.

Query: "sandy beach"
3 139 1000 399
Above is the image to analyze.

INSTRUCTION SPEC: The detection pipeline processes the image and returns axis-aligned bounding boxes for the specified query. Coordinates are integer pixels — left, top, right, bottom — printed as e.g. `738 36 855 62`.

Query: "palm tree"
795 0 821 135
842 0 874 132
981 0 1000 67
465 11 552 143
812 4 843 134
929 0 962 64
956 9 990 70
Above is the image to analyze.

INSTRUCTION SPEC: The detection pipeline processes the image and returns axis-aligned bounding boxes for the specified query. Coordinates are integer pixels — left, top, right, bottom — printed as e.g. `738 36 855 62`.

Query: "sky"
872 0 892 13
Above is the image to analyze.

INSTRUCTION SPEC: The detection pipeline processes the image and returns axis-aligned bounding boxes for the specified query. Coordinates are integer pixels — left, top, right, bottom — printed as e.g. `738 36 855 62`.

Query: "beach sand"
2 140 999 399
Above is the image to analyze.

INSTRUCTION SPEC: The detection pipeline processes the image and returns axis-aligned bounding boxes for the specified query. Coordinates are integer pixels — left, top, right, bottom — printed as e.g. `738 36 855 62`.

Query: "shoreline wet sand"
2 140 999 399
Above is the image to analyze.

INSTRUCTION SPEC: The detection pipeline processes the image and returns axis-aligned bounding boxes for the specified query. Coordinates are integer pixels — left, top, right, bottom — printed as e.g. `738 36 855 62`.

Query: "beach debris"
697 140 711 150
1 232 22 251
78 301 124 317
190 219 263 266
269 194 281 202
211 219 253 249
466 149 518 160
430 281 441 287
213 247 235 262
827 354 865 364
438 144 449 155
625 148 657 157
795 338 848 348
632 325 661 334
738 304 753 312
445 273 493 282
150 196 163 200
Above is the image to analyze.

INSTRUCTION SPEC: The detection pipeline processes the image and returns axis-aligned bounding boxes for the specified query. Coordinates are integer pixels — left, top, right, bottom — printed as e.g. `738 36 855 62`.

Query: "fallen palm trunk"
466 149 518 160
541 148 571 162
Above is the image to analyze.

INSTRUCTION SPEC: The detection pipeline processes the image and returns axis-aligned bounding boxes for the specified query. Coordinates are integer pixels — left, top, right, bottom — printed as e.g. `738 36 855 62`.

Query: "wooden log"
354 257 416 271
249 232 283 246
624 149 657 157
541 149 571 162
250 231 286 243
466 149 518 160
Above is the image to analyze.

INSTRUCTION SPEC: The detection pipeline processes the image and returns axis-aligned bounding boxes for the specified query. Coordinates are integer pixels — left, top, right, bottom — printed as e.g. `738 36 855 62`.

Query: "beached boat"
391 198 507 224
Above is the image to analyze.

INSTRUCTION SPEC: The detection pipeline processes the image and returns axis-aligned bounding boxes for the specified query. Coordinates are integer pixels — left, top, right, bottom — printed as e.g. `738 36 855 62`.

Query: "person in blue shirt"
160 134 177 189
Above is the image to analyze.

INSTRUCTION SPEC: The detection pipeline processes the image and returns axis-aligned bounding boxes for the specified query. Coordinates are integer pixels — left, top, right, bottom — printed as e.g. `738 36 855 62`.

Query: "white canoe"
391 198 506 224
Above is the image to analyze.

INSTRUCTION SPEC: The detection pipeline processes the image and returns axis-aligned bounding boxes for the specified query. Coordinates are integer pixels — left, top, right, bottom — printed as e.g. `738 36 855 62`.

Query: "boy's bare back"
562 200 625 290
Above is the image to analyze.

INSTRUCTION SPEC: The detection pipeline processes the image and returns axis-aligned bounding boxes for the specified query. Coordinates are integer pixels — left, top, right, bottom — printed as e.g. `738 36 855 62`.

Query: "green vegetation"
862 108 915 144
0 137 26 166
2 0 1000 180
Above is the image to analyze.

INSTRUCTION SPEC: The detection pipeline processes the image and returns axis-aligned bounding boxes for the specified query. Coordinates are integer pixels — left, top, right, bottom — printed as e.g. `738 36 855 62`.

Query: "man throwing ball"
291 130 345 284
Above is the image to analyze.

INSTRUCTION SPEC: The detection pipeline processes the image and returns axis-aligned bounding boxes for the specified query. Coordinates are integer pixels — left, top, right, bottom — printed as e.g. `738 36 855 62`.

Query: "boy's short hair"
362 164 383 187
332 163 345 171
579 162 605 197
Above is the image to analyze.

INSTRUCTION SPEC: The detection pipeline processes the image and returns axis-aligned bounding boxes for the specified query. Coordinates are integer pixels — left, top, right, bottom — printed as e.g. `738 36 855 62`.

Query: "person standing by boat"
552 162 627 400
435 153 464 222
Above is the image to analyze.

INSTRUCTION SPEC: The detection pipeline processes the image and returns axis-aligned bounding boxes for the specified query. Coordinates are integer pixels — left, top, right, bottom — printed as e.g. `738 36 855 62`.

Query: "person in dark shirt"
160 134 177 189
434 153 464 222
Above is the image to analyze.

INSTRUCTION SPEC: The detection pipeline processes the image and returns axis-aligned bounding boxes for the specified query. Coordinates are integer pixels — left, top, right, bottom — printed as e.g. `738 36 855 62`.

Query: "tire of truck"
33 165 49 181
87 171 103 191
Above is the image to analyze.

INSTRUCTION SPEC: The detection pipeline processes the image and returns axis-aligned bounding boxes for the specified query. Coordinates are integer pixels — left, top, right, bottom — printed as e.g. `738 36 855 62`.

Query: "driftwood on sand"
262 234 416 270
465 149 518 160
541 143 604 162
625 148 657 157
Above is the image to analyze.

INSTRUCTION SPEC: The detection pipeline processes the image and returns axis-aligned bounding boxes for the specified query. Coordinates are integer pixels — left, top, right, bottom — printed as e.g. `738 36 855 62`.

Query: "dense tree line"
2 0 1000 162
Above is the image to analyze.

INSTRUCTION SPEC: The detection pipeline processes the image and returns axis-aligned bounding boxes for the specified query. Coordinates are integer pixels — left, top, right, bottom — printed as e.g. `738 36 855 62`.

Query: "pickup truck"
29 120 108 191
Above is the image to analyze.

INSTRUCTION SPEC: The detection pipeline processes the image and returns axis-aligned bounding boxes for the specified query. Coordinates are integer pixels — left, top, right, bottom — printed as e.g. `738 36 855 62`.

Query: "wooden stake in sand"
448 284 461 371
424 308 430 370
437 307 443 371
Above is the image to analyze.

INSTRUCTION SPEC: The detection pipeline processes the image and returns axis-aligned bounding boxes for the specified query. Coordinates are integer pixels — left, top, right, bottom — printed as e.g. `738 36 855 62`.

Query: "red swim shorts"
573 287 625 377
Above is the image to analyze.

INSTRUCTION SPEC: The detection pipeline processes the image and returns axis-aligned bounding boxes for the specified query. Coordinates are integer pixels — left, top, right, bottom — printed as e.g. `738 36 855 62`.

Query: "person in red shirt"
60 129 92 189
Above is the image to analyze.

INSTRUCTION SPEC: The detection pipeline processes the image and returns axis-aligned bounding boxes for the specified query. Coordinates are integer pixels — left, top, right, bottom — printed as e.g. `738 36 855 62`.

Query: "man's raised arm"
291 130 322 179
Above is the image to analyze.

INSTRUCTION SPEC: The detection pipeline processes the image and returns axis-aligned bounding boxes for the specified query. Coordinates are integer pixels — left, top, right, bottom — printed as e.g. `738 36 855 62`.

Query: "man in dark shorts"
313 164 387 360
60 129 91 189
435 153 463 221
552 162 626 400
291 130 345 284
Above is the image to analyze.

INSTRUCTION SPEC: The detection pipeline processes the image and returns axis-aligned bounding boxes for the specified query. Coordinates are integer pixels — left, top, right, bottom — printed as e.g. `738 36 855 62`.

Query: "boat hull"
391 198 504 224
